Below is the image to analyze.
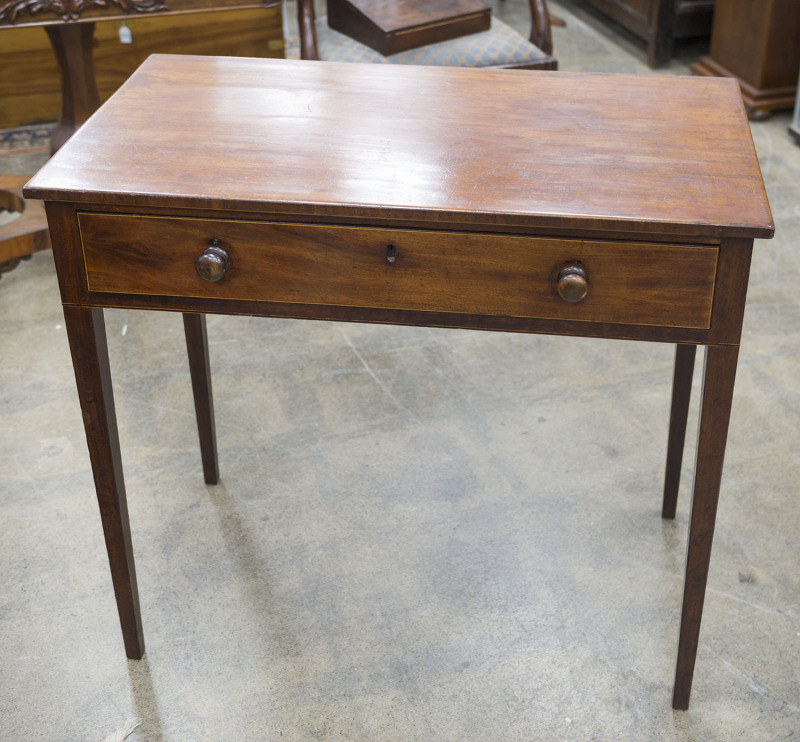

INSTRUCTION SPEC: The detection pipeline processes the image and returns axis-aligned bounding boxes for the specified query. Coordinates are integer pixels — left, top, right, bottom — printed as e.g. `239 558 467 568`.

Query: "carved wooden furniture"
0 5 285 130
298 0 555 68
0 175 51 278
24 55 773 709
691 0 800 121
0 0 283 153
580 0 714 67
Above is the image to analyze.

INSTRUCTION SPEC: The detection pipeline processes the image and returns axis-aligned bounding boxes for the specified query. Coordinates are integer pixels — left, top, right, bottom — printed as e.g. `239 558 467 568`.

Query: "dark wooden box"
326 0 491 56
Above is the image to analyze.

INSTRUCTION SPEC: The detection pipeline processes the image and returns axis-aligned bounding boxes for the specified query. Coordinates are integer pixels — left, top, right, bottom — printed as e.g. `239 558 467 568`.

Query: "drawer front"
78 214 718 329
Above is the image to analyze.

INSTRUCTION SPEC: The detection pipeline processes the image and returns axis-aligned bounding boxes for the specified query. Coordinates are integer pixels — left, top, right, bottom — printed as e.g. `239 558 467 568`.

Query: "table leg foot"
662 344 696 519
63 306 145 659
183 313 219 485
672 344 739 709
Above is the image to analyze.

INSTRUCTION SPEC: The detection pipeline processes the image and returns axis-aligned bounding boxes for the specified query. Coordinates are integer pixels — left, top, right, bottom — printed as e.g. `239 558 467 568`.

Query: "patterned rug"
0 123 55 153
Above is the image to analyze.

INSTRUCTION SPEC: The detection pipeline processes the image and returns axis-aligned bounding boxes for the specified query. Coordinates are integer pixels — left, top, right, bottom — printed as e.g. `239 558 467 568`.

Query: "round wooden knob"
196 244 231 282
556 264 588 303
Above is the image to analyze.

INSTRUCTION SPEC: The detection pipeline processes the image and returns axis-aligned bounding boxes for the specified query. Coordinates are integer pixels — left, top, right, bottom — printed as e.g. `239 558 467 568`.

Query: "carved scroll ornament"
1 0 166 24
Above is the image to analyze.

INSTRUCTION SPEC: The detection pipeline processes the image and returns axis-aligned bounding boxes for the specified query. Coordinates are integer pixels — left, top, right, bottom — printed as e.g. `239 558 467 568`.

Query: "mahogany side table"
24 55 774 709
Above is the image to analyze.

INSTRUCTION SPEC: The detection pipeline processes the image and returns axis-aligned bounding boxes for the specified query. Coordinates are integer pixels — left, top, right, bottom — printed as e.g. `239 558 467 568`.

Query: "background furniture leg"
183 313 219 484
672 344 739 709
648 0 675 67
662 343 697 518
45 23 100 155
0 175 51 277
62 305 144 659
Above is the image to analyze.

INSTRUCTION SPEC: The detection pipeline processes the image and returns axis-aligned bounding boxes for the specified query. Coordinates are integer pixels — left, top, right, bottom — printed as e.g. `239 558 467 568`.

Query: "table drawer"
79 214 718 328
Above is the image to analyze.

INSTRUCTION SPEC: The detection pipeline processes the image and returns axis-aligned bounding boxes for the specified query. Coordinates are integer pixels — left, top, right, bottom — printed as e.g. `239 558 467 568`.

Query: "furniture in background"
789 72 800 145
25 54 772 709
297 0 555 68
326 0 492 56
0 0 284 153
0 5 285 132
0 176 50 278
691 0 800 120
579 0 714 67
0 0 283 278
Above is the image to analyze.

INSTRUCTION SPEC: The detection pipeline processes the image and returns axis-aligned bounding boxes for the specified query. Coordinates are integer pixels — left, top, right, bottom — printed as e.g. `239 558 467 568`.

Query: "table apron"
74 212 729 340
43 204 755 347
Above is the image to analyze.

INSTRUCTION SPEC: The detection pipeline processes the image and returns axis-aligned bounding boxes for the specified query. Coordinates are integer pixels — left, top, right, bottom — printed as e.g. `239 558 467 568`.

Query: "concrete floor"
1 1 799 739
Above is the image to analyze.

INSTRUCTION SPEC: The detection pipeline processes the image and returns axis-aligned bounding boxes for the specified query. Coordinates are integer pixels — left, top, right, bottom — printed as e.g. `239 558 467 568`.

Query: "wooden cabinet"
581 0 715 67
691 0 800 120
0 5 285 130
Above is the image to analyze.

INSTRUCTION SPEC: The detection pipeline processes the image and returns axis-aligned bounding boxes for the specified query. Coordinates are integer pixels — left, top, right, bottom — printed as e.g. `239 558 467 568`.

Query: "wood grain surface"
25 55 773 240
78 213 719 328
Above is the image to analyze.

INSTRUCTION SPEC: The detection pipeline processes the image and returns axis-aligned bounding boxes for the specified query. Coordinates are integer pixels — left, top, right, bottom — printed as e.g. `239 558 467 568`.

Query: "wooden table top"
25 55 773 240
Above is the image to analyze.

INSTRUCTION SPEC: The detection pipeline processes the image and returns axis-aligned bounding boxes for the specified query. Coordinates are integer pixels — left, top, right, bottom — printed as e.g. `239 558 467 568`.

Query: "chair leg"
63 306 145 659
662 344 696 519
183 313 220 485
528 0 554 55
297 0 320 60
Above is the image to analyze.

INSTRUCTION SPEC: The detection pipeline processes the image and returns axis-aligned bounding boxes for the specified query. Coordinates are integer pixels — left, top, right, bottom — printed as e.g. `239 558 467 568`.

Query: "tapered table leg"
62 305 144 659
672 344 739 709
183 313 219 484
662 344 697 519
